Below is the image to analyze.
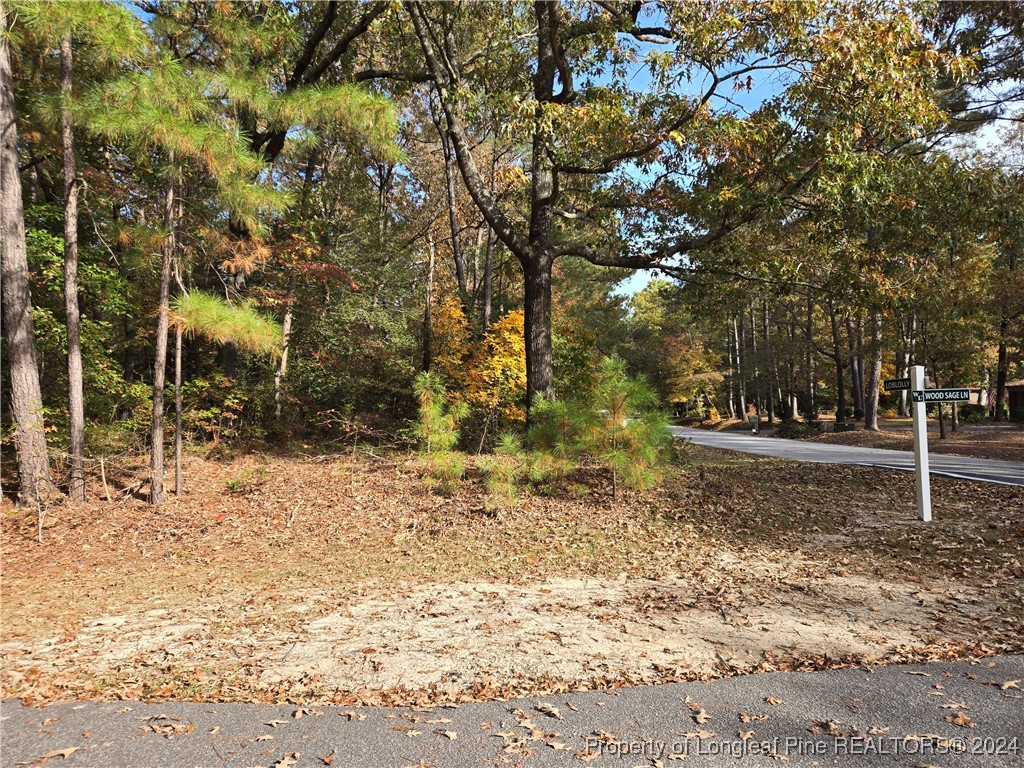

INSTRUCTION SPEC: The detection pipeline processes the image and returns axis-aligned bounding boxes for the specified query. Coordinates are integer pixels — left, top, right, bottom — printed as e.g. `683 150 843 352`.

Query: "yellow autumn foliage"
473 310 527 423
432 297 471 392
432 301 526 426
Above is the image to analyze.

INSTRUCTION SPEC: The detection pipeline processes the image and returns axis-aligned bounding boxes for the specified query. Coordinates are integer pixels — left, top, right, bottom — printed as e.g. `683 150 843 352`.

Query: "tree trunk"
174 322 183 494
422 230 436 372
725 322 736 419
150 161 176 505
857 318 866 418
273 275 296 419
219 344 238 377
1 7 56 504
829 306 847 423
804 290 815 421
736 315 746 416
482 145 497 329
846 316 864 420
523 2 559 410
430 101 470 307
217 274 243 376
933 363 946 440
994 319 1009 422
482 226 494 329
762 300 775 425
950 374 959 433
897 316 909 417
523 252 554 410
787 314 798 420
60 35 85 500
863 311 883 431
749 304 761 417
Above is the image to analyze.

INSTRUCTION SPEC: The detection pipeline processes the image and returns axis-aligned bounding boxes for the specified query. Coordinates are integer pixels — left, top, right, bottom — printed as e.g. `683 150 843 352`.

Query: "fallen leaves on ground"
142 715 194 737
37 747 78 760
807 428 1023 462
945 712 976 728
1 447 1021 706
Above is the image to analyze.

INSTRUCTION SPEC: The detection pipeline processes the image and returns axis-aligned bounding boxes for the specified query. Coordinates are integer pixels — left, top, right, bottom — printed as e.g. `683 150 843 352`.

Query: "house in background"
1006 379 1024 421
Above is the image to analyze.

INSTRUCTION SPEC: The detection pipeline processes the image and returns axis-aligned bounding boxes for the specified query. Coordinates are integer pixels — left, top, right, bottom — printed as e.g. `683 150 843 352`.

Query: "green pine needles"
414 371 469 495
576 357 673 499
414 359 672 505
170 291 283 355
478 431 524 515
527 357 671 498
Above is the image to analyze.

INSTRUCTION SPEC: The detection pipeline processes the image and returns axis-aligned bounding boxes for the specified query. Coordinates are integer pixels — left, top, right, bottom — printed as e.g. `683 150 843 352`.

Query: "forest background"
2 0 1023 506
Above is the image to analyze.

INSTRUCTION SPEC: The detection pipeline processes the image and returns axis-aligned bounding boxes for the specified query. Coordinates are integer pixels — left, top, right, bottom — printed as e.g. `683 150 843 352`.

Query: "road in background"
672 427 1024 486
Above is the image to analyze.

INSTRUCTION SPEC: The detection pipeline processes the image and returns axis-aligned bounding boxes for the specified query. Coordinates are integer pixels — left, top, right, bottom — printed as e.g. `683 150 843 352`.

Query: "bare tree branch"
405 1 530 261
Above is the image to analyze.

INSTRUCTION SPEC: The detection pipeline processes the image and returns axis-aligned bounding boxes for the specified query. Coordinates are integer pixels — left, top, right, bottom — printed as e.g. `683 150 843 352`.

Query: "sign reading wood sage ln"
883 377 911 391
911 388 970 403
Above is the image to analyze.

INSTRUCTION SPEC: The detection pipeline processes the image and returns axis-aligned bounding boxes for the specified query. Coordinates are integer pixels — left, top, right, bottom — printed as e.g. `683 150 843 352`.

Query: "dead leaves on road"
141 715 195 738
944 711 976 728
535 702 563 719
36 747 78 761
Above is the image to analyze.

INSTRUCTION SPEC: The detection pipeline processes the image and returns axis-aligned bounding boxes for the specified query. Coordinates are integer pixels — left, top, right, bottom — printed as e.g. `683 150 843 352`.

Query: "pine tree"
169 290 281 492
15 0 147 499
1 0 56 504
86 53 287 504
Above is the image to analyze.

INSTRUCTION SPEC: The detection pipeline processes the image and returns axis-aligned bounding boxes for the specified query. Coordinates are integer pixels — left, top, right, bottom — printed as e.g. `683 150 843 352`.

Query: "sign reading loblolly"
883 377 911 391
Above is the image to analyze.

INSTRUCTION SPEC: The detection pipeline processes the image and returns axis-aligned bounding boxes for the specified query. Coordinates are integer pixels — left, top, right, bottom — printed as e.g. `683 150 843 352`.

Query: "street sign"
883 377 911 391
910 367 931 522
911 388 970 403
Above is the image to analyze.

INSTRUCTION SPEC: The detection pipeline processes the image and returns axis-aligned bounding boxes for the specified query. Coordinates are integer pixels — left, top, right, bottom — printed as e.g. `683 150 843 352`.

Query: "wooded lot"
1 1 1022 504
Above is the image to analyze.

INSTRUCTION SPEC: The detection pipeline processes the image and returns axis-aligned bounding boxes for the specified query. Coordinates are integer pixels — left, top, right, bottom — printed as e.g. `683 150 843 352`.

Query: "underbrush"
413 358 673 509
775 419 820 439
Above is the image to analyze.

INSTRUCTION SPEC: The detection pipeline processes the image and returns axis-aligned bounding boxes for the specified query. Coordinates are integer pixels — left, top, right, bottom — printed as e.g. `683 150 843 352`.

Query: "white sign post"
910 365 931 522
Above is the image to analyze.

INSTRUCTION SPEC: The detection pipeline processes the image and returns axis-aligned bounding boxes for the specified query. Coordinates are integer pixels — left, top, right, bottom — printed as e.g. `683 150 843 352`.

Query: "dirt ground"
2 445 1022 706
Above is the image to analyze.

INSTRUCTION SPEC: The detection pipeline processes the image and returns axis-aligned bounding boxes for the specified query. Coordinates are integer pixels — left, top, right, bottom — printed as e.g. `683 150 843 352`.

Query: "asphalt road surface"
673 427 1024 486
3 657 1022 767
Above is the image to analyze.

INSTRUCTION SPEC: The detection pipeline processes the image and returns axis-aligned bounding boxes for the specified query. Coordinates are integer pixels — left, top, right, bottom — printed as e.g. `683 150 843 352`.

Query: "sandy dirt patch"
2 447 1021 705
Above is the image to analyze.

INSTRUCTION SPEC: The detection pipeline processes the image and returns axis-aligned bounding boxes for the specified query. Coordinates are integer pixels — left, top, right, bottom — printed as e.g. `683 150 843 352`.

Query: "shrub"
576 357 672 498
478 431 524 515
525 397 580 481
524 358 672 498
959 403 986 423
181 373 263 444
775 418 815 439
423 451 466 496
224 465 269 494
414 372 469 494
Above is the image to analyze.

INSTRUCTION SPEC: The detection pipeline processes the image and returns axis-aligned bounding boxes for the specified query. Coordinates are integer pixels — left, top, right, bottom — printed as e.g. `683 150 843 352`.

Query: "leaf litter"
1 447 1021 706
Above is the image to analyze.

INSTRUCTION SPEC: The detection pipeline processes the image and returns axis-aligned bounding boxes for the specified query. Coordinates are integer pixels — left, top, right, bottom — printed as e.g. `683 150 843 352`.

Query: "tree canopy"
2 0 1023 503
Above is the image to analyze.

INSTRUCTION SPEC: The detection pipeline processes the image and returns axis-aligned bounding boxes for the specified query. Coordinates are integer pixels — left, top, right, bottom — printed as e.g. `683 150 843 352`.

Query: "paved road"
673 427 1024 486
2 657 1022 767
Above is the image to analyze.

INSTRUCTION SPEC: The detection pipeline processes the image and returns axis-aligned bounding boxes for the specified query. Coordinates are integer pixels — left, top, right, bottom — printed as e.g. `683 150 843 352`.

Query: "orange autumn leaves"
432 299 527 425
